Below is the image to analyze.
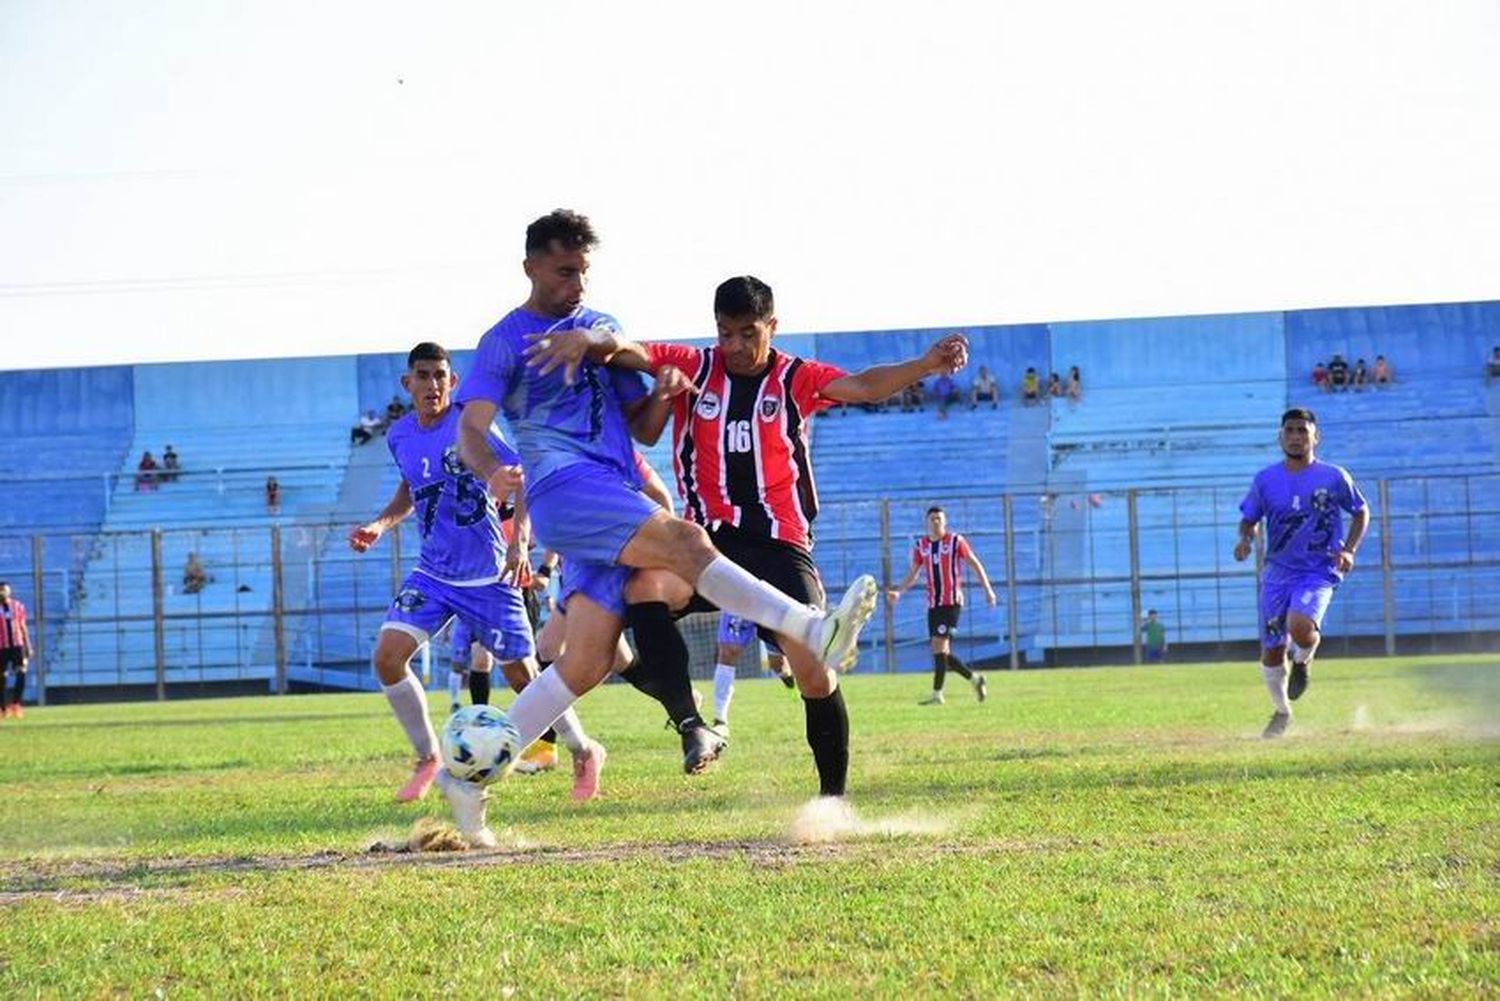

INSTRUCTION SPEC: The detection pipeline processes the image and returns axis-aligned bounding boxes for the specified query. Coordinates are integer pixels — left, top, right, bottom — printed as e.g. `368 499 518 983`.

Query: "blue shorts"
382 571 535 663
527 462 658 617
718 613 782 655
1258 571 1337 650
450 620 474 667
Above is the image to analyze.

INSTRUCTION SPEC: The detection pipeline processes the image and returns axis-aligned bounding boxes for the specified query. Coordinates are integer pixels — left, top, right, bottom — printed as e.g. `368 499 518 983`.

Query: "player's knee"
665 519 715 576
372 647 410 685
1289 619 1319 648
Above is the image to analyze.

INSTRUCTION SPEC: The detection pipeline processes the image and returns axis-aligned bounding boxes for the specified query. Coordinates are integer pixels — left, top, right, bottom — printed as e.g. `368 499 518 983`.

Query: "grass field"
3 654 1498 997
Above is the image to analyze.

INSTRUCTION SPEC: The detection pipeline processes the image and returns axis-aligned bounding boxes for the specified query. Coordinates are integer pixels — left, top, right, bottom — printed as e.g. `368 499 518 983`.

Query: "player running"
887 505 998 705
1233 408 1369 738
349 341 604 803
444 211 878 847
445 620 483 713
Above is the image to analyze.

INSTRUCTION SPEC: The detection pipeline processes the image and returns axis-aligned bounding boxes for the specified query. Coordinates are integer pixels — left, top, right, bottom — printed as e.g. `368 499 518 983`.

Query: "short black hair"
714 276 775 320
927 505 944 515
1281 407 1317 426
1147 608 1157 615
525 209 598 256
407 342 451 368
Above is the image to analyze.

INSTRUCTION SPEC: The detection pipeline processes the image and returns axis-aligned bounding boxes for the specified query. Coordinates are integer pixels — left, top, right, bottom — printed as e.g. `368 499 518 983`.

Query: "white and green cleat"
818 574 879 672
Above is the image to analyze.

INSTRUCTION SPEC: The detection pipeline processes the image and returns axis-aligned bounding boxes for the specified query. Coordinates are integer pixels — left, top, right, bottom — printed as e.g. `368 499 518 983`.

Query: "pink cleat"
570 740 607 802
396 756 441 802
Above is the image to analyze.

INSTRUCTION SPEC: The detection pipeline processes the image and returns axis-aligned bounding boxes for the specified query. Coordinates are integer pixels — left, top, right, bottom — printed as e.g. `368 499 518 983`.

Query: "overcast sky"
2 0 1497 371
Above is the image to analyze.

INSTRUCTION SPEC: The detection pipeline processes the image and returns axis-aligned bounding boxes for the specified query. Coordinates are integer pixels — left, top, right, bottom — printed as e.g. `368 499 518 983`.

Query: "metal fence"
3 474 1498 702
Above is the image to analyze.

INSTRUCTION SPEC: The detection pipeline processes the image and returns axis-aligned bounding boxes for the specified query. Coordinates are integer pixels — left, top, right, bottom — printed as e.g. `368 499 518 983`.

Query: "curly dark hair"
525 209 599 256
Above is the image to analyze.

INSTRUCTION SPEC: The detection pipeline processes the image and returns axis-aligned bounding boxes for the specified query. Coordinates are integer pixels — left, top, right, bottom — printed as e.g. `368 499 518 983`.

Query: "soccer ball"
440 705 521 786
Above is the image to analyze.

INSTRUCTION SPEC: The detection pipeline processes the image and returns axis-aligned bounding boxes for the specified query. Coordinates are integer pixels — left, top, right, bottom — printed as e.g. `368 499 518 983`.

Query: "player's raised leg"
372 624 443 800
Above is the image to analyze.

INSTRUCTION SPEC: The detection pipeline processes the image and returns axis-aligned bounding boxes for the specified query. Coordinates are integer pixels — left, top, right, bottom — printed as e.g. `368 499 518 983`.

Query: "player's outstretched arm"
822 333 970 404
523 325 652 384
349 480 413 552
458 400 522 503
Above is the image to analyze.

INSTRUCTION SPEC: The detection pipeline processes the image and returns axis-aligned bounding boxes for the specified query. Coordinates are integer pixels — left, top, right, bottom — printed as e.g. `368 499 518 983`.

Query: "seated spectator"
1311 360 1331 392
1373 354 1393 386
969 365 999 409
900 380 925 413
385 395 406 424
183 552 209 595
265 476 281 515
1066 365 1083 401
1486 346 1500 385
135 451 159 492
1327 353 1350 390
351 410 381 445
931 373 960 418
161 445 180 483
1020 367 1041 406
1046 372 1063 397
1352 358 1368 390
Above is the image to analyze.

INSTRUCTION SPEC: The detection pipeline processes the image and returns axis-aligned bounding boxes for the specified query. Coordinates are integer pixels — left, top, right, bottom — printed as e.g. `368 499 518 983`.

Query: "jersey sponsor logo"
758 395 782 422
696 391 722 420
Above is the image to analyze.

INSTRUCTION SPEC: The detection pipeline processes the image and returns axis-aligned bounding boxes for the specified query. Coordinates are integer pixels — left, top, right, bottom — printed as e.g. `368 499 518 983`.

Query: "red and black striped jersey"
0 598 29 650
910 533 973 608
644 343 846 552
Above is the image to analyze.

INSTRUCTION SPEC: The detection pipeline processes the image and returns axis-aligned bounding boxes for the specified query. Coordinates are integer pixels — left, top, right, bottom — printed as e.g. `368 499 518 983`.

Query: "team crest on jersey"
442 445 466 478
696 391 722 420
1310 487 1334 513
758 395 782 422
395 588 426 611
1264 614 1284 639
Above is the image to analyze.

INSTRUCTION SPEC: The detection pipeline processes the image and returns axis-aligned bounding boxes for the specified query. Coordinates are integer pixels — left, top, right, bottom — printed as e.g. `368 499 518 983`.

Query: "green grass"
3 655 1498 997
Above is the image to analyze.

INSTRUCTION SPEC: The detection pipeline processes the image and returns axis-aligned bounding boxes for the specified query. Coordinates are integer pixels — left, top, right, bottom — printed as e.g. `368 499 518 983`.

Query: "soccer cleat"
777 671 797 690
436 770 497 849
570 740 607 801
919 693 945 706
817 575 879 672
973 674 988 703
395 756 441 802
680 719 727 774
1262 711 1291 739
1287 661 1309 701
712 717 730 738
513 740 559 775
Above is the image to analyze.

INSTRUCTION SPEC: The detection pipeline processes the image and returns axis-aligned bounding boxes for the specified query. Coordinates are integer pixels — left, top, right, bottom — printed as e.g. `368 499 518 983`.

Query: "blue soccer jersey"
1239 459 1367 581
387 405 520 585
456 306 650 489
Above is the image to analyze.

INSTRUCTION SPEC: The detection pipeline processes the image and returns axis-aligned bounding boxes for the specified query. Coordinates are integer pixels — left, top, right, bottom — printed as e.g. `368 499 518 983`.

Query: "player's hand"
348 524 382 552
653 365 692 400
1232 540 1252 562
1331 548 1356 573
501 541 526 586
525 325 601 385
487 465 523 502
927 332 970 375
985 588 998 607
885 588 901 604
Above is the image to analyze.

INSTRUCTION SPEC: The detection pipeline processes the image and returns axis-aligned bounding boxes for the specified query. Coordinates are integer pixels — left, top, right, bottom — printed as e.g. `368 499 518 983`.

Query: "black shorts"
927 605 961 638
679 524 825 645
0 647 25 672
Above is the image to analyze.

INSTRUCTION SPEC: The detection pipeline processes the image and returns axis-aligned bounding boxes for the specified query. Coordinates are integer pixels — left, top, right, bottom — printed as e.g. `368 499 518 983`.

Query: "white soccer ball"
440 705 521 786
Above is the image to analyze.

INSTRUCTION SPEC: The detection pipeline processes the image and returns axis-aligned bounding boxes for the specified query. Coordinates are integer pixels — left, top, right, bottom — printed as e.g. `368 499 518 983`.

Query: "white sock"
713 663 736 721
1285 640 1303 665
381 672 438 760
447 670 464 705
695 555 820 649
506 666 578 749
551 708 588 755
1261 664 1291 714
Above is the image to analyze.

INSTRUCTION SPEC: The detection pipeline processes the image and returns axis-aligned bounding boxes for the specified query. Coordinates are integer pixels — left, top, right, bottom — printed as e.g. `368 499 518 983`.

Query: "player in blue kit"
349 341 605 803
443 210 877 846
446 619 480 713
1234 408 1369 738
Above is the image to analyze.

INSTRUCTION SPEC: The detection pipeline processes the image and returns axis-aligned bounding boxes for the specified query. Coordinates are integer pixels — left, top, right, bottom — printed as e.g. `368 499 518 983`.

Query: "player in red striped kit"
887 506 998 704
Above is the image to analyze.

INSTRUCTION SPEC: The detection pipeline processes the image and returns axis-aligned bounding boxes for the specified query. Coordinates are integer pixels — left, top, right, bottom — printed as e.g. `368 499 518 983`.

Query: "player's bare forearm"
1343 508 1370 554
373 481 414 531
626 394 671 446
458 402 504 483
966 554 996 594
824 358 936 405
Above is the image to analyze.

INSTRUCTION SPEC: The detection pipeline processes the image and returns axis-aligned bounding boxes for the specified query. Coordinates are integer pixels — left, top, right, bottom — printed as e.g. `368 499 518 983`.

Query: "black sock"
0 675 9 709
624 602 700 727
8 672 21 706
540 728 557 745
803 688 850 797
468 671 491 705
931 653 947 691
945 652 973 680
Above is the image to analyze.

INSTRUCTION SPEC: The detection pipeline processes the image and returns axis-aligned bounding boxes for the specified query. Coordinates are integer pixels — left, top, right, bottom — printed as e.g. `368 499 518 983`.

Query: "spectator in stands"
265 476 281 515
0 582 32 718
1486 346 1500 385
183 553 209 595
900 379 926 412
385 394 406 425
1373 354 1393 386
931 372 960 418
1066 365 1083 402
969 365 999 409
1352 358 1368 390
135 451 159 491
161 444 180 483
1327 353 1350 391
1046 372 1063 398
351 410 381 445
1140 609 1168 662
1311 360 1331 392
1021 367 1041 405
